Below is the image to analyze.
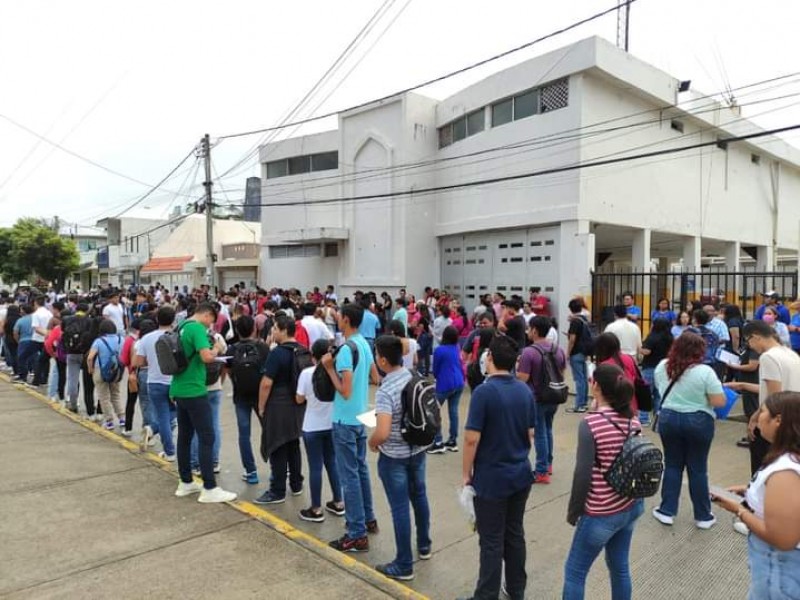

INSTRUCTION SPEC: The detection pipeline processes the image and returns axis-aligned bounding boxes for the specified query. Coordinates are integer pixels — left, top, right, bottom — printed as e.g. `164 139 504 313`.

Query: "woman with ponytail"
563 364 644 600
652 332 726 530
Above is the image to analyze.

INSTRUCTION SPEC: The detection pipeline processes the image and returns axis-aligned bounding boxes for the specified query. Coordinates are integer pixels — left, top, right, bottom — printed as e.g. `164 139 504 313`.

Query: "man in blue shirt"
358 301 381 353
754 291 791 325
323 303 379 553
622 292 641 322
462 334 535 600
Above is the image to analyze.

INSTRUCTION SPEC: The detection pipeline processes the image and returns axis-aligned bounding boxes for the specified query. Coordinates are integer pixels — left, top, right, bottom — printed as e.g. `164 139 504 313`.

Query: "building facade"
259 36 800 319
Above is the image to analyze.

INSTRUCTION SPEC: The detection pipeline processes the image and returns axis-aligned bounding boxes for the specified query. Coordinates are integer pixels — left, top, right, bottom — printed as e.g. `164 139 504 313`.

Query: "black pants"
125 384 138 431
175 395 216 490
749 428 770 476
269 439 303 498
56 360 66 400
472 485 531 600
35 347 50 386
81 353 98 415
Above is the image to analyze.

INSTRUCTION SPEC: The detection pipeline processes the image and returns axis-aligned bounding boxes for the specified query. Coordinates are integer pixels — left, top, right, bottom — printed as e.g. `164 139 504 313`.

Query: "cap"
762 290 780 298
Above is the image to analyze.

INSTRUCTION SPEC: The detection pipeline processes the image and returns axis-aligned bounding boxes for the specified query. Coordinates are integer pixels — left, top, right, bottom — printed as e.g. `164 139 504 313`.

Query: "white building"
259 36 800 318
95 217 171 287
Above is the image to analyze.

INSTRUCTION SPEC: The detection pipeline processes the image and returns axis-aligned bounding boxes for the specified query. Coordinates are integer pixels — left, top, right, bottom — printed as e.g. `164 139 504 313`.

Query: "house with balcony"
59 224 107 292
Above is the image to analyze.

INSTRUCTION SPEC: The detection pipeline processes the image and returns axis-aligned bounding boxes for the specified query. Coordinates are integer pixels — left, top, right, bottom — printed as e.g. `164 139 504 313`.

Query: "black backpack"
400 373 440 447
596 413 664 498
155 322 193 376
312 340 360 402
577 316 599 356
230 341 266 397
282 341 314 394
530 345 568 405
62 315 96 355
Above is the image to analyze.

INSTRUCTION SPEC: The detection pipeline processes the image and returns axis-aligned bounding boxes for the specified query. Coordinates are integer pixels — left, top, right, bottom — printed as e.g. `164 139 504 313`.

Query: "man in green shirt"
172 303 236 504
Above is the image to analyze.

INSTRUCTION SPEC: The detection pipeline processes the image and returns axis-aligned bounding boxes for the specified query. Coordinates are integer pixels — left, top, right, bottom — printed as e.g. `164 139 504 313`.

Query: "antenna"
616 0 631 51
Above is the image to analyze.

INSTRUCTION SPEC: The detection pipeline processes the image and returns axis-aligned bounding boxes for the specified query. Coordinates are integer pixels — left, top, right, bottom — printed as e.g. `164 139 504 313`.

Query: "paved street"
1 375 751 599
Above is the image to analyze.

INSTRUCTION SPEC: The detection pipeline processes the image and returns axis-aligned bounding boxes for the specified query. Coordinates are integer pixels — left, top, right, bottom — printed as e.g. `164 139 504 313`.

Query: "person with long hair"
594 333 639 414
722 304 745 353
428 326 464 454
652 333 725 529
639 318 673 424
712 392 800 599
671 310 691 338
563 364 644 600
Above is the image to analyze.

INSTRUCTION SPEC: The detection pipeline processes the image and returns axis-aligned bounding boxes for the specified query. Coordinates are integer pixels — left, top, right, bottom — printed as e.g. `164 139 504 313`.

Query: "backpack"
62 315 96 354
596 413 664 498
697 326 720 365
577 316 599 356
400 373 440 447
466 337 486 390
312 340 360 402
155 322 193 376
98 336 124 383
530 345 568 404
258 315 275 342
282 341 314 394
230 341 265 397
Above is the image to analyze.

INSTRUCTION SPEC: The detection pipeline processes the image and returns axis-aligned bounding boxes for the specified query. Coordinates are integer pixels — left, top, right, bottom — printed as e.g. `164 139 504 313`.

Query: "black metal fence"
591 270 798 331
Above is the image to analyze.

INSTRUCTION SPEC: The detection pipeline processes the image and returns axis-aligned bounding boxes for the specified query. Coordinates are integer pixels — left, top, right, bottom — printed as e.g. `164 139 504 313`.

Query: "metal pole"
202 133 216 292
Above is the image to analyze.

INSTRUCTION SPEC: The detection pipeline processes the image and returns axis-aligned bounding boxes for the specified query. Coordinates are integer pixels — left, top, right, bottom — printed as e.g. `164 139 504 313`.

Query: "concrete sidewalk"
0 381 410 600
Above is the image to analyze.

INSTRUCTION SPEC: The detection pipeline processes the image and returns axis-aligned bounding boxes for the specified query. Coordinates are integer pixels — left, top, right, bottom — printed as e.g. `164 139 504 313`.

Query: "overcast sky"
1 0 798 227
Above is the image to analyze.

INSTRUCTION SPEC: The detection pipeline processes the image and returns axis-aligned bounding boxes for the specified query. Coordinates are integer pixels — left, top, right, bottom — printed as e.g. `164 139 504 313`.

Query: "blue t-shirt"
755 303 791 325
791 314 800 351
91 334 122 370
358 310 380 340
332 333 374 426
432 344 464 394
626 305 642 320
465 374 535 499
13 315 33 343
651 310 676 323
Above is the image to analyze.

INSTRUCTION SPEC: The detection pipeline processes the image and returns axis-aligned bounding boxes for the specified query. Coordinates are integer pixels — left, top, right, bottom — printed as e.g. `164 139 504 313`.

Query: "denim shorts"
748 533 800 600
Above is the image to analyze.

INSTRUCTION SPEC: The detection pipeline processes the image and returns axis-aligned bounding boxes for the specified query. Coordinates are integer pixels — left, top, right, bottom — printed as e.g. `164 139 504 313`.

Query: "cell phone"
709 485 743 504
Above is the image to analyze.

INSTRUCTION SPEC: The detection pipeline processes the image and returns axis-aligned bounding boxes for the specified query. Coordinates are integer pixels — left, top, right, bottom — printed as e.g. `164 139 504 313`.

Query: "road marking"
0 374 430 600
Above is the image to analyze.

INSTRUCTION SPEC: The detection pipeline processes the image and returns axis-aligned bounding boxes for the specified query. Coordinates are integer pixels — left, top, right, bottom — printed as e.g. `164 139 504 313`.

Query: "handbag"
612 355 653 412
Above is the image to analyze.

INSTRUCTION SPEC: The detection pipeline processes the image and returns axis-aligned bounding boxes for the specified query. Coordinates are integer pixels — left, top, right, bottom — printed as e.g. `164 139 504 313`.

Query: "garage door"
220 269 257 292
440 226 559 310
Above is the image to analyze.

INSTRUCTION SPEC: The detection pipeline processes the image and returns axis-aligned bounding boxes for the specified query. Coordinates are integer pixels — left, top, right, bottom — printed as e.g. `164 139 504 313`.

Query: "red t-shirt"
601 353 639 413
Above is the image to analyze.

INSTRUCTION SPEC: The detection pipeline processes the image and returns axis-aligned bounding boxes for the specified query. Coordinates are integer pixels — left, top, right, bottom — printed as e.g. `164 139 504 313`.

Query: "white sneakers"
198 487 237 504
652 508 674 526
158 452 176 462
733 518 749 536
175 481 203 497
695 515 717 530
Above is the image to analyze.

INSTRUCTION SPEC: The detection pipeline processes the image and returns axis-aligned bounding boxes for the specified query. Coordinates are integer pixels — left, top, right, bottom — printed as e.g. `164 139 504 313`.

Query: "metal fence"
591 270 798 330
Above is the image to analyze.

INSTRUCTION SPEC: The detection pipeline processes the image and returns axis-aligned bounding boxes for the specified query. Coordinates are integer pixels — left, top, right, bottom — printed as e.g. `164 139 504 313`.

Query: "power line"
226 123 800 208
217 0 637 141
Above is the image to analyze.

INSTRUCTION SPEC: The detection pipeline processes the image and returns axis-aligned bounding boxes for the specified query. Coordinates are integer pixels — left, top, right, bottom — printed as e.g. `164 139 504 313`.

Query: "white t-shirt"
103 303 126 335
745 452 800 549
31 306 53 343
605 319 642 357
297 366 333 433
302 315 333 346
759 344 800 403
402 338 418 370
136 329 172 385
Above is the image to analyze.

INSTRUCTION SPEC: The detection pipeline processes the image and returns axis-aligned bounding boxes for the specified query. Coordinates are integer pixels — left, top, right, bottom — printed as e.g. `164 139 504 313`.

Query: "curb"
1 374 430 600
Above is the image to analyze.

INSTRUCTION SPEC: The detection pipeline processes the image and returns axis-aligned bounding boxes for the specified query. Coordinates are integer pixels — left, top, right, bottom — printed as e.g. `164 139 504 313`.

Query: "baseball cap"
762 290 780 298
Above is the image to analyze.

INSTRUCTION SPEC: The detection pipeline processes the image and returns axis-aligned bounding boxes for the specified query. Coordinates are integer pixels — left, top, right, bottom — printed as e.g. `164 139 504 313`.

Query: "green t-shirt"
169 320 212 399
653 359 723 418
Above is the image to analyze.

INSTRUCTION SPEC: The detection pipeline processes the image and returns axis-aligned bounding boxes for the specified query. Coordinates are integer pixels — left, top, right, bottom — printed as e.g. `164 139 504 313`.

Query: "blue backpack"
98 336 124 383
696 326 719 365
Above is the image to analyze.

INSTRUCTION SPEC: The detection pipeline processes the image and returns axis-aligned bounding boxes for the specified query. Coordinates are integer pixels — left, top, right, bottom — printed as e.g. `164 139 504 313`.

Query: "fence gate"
591 270 798 330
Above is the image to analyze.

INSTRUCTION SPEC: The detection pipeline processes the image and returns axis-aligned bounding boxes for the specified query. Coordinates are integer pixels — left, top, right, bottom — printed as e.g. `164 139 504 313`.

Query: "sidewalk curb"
1 375 429 600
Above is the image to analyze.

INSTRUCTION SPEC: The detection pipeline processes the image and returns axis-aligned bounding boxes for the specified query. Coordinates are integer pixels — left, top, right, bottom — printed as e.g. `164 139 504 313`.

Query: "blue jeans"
748 533 800 600
303 429 342 509
569 354 588 409
175 394 216 490
191 389 222 467
332 422 375 539
137 369 151 427
377 452 432 573
533 402 558 475
148 382 176 456
235 402 257 475
17 341 44 383
563 499 644 600
657 409 715 521
434 387 463 444
639 367 660 423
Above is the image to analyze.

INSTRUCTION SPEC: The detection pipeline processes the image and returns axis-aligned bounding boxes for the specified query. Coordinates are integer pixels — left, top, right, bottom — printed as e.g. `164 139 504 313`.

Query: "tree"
0 219 79 290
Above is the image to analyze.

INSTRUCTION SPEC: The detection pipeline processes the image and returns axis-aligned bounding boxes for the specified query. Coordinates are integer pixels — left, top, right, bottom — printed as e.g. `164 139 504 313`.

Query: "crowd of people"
0 282 798 599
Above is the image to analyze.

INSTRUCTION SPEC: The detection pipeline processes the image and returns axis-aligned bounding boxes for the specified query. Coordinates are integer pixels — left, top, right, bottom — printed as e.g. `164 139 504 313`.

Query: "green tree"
0 219 78 289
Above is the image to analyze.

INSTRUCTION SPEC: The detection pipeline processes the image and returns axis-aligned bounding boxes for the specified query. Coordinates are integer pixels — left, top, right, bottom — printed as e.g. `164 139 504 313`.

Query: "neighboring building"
95 217 170 287
259 36 800 320
243 176 262 222
140 215 261 291
60 224 107 291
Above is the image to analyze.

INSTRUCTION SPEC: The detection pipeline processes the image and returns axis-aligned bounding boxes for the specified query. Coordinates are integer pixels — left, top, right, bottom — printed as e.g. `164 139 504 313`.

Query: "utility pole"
617 0 631 52
201 133 216 291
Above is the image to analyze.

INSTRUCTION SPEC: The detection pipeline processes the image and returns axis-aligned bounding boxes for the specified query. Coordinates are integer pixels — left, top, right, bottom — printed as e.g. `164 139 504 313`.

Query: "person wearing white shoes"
170 303 236 504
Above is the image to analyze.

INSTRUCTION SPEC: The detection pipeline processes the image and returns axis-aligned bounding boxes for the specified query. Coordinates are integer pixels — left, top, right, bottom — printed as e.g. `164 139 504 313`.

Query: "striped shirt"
375 368 425 459
584 410 640 516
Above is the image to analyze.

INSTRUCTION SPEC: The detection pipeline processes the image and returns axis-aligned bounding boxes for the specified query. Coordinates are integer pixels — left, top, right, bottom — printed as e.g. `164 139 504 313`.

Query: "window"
467 109 485 135
452 116 467 142
539 78 569 113
288 155 311 175
266 160 288 179
492 98 513 127
311 151 338 171
514 89 539 120
269 244 322 259
670 119 684 134
324 243 338 257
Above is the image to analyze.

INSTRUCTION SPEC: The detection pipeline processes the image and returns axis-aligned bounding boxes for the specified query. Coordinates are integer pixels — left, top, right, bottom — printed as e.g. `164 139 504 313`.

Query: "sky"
1 0 799 227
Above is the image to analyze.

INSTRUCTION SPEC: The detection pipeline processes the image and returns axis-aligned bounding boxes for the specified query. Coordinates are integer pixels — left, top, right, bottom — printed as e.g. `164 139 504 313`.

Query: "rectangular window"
304 244 321 257
288 155 311 175
269 245 288 259
514 89 539 120
510 242 524 248
467 109 485 135
452 116 467 142
311 151 338 172
438 124 453 149
266 160 288 179
324 243 338 257
492 98 513 127
539 78 569 113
